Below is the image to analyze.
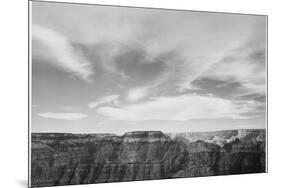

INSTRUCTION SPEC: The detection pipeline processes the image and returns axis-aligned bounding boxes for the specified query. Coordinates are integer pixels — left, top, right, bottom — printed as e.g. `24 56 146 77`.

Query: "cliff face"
31 130 266 187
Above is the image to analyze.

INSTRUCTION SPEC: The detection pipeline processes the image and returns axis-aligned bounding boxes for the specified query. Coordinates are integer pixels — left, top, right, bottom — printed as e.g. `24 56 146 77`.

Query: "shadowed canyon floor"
31 129 266 187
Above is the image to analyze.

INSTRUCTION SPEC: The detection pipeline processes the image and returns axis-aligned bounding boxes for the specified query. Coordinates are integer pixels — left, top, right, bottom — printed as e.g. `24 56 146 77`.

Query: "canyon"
31 129 266 187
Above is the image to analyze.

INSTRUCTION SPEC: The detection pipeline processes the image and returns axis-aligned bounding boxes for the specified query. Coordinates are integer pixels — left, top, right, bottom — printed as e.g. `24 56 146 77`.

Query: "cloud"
88 94 120 108
32 3 266 91
32 25 94 82
96 94 261 121
38 112 88 120
60 105 82 111
200 43 266 96
126 87 150 102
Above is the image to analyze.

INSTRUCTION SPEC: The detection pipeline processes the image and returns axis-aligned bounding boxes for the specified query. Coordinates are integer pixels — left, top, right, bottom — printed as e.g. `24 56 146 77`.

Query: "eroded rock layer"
31 130 266 187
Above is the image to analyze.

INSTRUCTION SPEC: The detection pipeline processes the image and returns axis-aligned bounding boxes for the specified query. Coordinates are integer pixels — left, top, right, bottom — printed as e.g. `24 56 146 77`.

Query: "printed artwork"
29 1 267 187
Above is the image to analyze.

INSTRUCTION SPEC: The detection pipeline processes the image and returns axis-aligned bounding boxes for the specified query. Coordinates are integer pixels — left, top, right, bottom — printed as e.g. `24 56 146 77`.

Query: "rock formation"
31 129 266 187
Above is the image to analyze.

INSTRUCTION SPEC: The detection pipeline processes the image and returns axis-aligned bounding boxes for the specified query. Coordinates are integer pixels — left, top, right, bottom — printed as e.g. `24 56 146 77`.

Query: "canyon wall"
31 130 266 187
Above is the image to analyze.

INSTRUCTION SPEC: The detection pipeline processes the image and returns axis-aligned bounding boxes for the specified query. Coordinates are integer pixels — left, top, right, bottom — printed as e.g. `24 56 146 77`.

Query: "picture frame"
28 1 268 187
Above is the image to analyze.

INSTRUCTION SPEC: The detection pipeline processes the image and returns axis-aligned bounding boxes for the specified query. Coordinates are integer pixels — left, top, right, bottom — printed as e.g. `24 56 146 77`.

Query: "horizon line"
31 128 266 136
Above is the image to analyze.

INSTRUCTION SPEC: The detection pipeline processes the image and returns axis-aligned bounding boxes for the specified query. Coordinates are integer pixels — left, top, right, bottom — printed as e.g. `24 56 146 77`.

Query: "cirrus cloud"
96 94 262 121
88 94 120 108
32 25 94 82
38 112 88 120
126 87 150 102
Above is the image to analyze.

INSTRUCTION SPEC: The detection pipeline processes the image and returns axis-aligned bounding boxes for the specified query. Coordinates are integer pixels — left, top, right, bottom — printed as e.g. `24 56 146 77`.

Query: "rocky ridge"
31 129 266 187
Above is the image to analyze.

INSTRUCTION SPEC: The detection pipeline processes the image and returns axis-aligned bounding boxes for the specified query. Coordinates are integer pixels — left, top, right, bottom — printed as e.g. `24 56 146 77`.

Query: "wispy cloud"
32 25 94 82
126 87 150 102
97 94 261 121
88 94 120 108
38 112 88 120
200 44 266 96
60 105 82 111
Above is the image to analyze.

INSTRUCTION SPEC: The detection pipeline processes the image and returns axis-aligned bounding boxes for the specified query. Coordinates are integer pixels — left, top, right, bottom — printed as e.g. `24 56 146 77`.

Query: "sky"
31 1 267 134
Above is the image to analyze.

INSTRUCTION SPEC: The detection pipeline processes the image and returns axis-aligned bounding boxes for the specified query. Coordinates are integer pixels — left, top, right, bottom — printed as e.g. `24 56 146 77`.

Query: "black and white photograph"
29 1 267 187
